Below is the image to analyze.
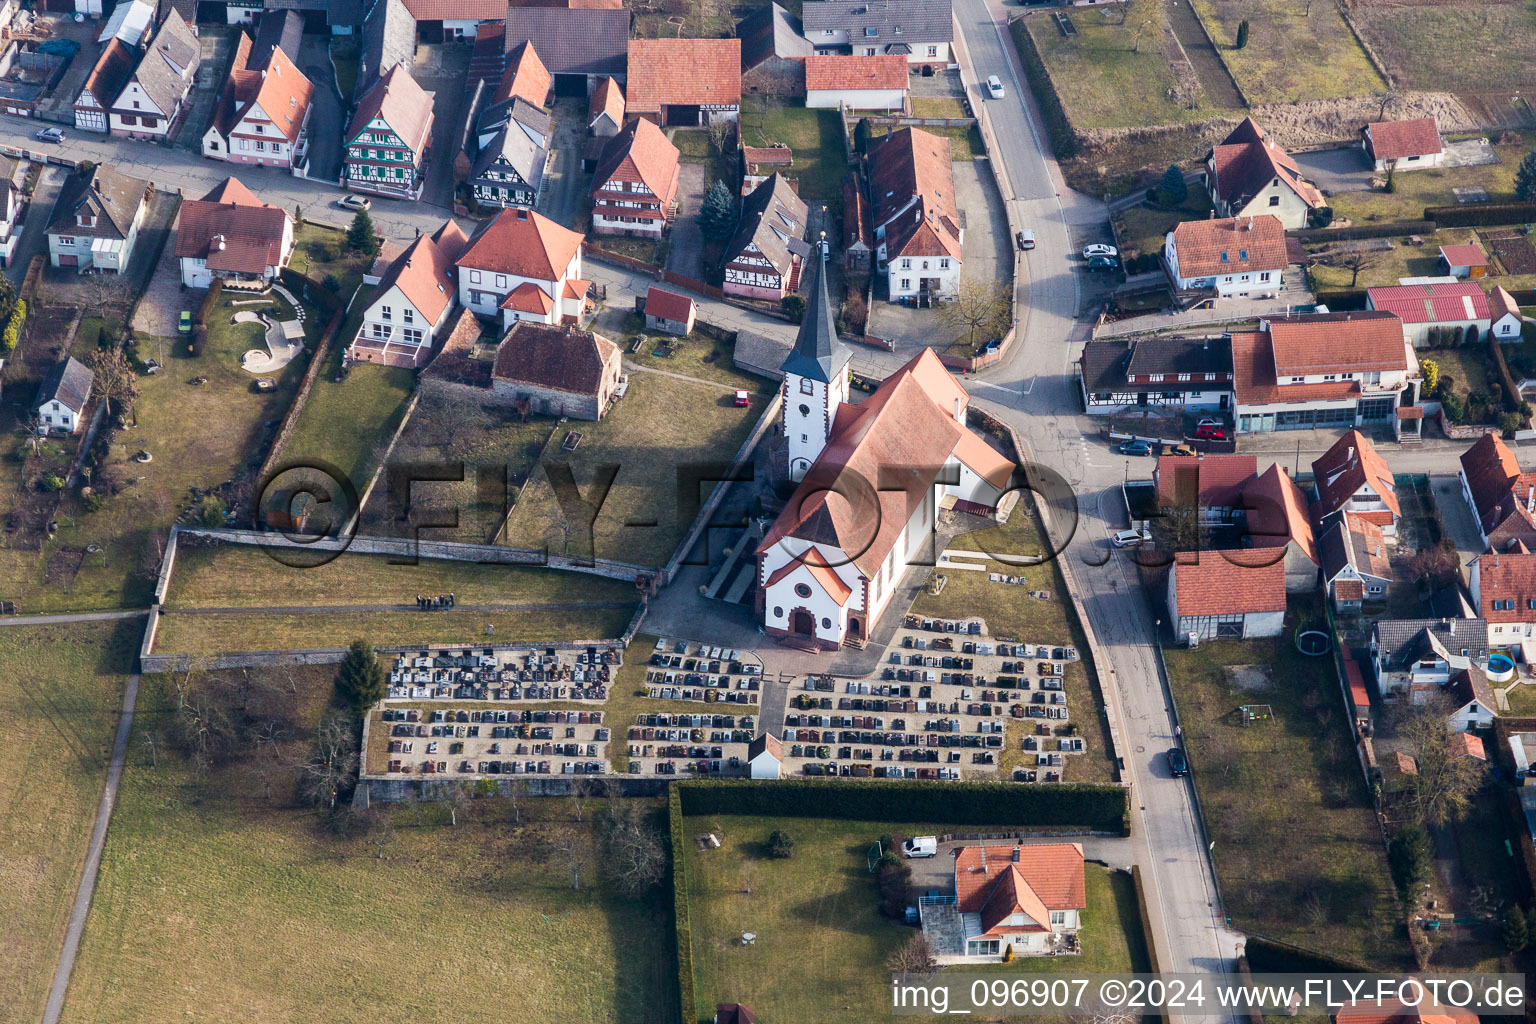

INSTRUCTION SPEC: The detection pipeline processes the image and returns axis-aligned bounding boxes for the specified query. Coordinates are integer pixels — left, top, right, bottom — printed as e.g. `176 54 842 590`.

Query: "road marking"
969 376 1033 395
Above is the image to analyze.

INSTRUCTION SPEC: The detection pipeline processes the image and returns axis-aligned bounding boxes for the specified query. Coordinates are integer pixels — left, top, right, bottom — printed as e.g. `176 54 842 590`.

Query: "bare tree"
1390 696 1487 827
739 862 759 898
570 778 591 823
558 841 587 890
251 720 287 803
298 711 359 811
448 780 471 827
1339 248 1382 288
88 346 141 420
365 806 395 860
886 933 938 975
937 277 1011 355
138 728 159 768
508 778 524 825
602 802 667 897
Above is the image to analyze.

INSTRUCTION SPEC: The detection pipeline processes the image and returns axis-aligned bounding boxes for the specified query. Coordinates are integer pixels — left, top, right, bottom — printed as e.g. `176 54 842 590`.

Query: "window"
921 261 929 270
1239 249 1247 261
142 116 156 128
1148 374 1164 382
381 306 392 321
900 278 910 290
470 270 481 284
772 606 783 618
1049 911 1066 925
939 258 949 269
821 617 831 628
800 378 813 395
255 140 265 152
966 939 1000 956
403 328 423 345
794 583 812 598
1259 271 1271 282
900 258 911 269
402 308 414 324
1289 376 1305 383
370 322 387 338
58 236 74 246
1219 251 1228 263
1324 374 1337 381
927 45 937 56
1368 585 1384 594
1178 373 1190 382
120 115 137 126
1268 195 1280 207
800 434 807 443
495 275 507 288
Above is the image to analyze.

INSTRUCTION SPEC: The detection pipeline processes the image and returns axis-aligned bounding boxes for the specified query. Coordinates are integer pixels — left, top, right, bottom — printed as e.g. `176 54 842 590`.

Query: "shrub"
1441 391 1466 423
1500 410 1523 436
82 492 105 513
197 495 226 527
323 273 341 293
13 442 28 463
1388 824 1431 902
1158 164 1187 206
1503 905 1529 953
40 474 65 492
1420 359 1439 394
767 829 795 858
1516 150 1536 203
781 293 807 323
309 240 337 263
189 325 207 357
1308 207 1334 229
1235 19 1249 49
876 858 911 919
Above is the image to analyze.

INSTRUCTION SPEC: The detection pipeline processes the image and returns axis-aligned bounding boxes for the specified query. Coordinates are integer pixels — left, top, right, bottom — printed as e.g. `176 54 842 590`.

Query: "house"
804 54 907 111
1361 118 1443 173
1370 617 1489 700
1311 430 1400 538
248 10 305 69
175 177 295 289
1240 464 1319 593
587 75 623 137
469 124 545 209
1320 512 1392 612
1439 243 1487 279
756 248 1014 649
1166 554 1287 641
746 733 782 779
625 39 741 127
1231 311 1418 434
723 173 809 301
347 220 469 368
483 40 552 130
802 0 952 69
1366 280 1493 347
920 842 1084 961
344 64 435 200
46 164 148 274
1459 432 1536 552
1076 334 1233 416
842 173 871 271
738 2 814 97
1470 551 1536 645
74 40 137 134
201 40 315 170
868 126 962 304
0 180 23 269
359 0 416 99
1204 118 1325 230
1334 995 1478 1024
489 321 623 419
1164 215 1286 298
502 8 628 93
1153 453 1257 525
109 10 200 141
1490 285 1525 342
643 286 695 336
715 1006 756 1024
456 206 586 326
34 357 93 435
589 118 681 239
401 0 506 41
1446 668 1496 731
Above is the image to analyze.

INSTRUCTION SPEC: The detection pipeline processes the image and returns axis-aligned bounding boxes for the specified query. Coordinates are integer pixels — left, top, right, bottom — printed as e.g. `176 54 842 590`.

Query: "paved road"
40 672 141 1024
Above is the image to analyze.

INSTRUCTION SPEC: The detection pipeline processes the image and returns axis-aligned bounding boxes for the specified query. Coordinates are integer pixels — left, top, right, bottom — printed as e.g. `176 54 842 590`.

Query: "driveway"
1292 146 1374 195
299 34 344 182
412 43 471 212
541 98 590 226
1429 473 1488 570
6 163 62 287
665 160 706 281
132 227 193 340
177 26 239 151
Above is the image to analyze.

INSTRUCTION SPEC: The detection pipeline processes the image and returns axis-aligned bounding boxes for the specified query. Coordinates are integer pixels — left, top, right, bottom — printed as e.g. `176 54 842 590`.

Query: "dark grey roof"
1078 335 1232 393
780 242 850 384
126 10 199 117
1319 518 1390 584
739 2 814 70
801 0 953 45
360 0 416 98
1374 618 1489 670
478 95 550 146
470 124 545 189
725 173 809 280
36 356 94 414
46 164 146 240
250 9 304 68
265 0 364 27
503 8 628 78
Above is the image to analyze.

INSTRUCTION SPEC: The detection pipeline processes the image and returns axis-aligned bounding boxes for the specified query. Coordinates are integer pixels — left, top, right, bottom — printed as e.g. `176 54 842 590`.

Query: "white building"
746 734 783 779
756 247 1013 650
1366 280 1493 348
347 221 469 368
1370 617 1489 700
1491 285 1525 341
1166 554 1286 641
201 42 315 171
919 843 1084 962
1205 118 1325 230
34 357 93 436
0 181 22 269
1361 118 1444 174
45 164 148 274
1310 429 1400 539
801 0 953 69
109 10 199 141
174 177 294 290
1165 215 1286 298
869 127 962 304
803 55 907 111
1471 552 1536 646
455 207 587 327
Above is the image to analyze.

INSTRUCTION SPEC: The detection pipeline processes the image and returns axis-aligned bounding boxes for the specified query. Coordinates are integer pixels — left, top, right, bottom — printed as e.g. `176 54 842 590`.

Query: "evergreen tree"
1502 904 1528 953
347 209 380 258
697 180 736 241
1387 824 1432 903
1516 150 1536 202
337 639 386 712
1235 20 1250 49
1159 164 1188 206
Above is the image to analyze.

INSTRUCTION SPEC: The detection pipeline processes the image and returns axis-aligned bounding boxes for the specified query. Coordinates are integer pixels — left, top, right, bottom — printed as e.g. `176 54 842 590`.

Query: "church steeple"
781 235 851 482
780 236 849 383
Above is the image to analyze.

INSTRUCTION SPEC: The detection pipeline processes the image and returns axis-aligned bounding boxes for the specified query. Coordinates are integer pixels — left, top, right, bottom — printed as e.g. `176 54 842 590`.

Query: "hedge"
1424 202 1536 229
1489 324 1522 413
195 278 224 327
676 779 1129 832
1243 935 1373 973
1313 290 1367 311
1286 221 1434 244
1007 18 1077 159
667 785 698 1024
282 266 342 319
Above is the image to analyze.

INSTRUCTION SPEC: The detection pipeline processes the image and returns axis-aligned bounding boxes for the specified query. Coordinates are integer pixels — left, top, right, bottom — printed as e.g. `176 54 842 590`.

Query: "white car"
1082 243 1119 260
1112 529 1151 548
34 127 64 143
902 836 938 858
986 75 1005 99
337 194 372 212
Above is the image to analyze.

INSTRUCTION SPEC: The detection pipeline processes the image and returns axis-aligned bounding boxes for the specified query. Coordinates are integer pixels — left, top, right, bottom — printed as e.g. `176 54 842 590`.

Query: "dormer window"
1239 249 1247 260
1219 251 1228 262
77 212 94 227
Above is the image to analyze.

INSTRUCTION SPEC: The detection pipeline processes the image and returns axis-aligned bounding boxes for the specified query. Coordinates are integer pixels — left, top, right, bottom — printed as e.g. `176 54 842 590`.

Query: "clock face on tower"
799 404 809 416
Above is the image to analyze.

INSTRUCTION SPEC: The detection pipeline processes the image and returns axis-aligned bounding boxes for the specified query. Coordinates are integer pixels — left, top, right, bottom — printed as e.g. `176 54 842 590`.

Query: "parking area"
664 160 707 280
131 227 192 338
1291 145 1374 195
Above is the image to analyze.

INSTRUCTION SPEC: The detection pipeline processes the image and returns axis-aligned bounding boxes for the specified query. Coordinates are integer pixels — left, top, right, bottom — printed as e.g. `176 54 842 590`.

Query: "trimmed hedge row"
1008 18 1077 159
1488 324 1523 414
195 277 224 327
676 779 1129 832
1287 220 1434 243
1425 202 1536 229
1313 290 1367 311
668 785 697 1024
1243 935 1373 973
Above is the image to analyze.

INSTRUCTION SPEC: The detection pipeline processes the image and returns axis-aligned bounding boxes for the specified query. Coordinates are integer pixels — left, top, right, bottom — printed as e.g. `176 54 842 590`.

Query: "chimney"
1450 620 1456 636
1347 446 1354 464
1528 484 1534 514
1011 846 1020 863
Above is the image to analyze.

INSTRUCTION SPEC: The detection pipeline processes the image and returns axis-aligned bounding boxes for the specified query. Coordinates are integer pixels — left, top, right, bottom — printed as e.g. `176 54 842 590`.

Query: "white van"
902 835 938 858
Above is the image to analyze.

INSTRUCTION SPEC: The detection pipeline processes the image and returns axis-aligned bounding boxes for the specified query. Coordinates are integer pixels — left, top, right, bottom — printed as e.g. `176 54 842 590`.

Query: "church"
755 244 1016 650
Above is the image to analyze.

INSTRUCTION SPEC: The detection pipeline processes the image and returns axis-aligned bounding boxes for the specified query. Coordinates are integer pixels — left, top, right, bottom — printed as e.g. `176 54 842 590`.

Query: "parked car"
34 127 64 143
1167 747 1189 777
1167 443 1196 457
903 835 938 858
733 389 750 407
337 194 372 212
1016 229 1035 251
1112 528 1151 548
986 75 1004 99
1086 255 1120 272
1118 439 1153 456
1194 423 1227 440
177 311 192 334
1082 243 1118 260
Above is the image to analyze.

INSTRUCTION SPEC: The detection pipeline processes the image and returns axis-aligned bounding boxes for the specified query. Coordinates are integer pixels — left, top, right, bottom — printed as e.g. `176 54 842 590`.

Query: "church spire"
780 234 849 384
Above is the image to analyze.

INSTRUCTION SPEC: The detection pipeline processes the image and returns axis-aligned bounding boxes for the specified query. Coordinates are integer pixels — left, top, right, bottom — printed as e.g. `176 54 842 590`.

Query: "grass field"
1187 0 1385 103
740 99 849 203
288 223 374 298
502 361 772 568
1160 597 1409 968
684 815 1150 1023
280 355 414 499
0 620 138 1024
1328 145 1526 226
1022 8 1231 130
1505 682 1536 716
1350 4 1536 94
60 667 676 1024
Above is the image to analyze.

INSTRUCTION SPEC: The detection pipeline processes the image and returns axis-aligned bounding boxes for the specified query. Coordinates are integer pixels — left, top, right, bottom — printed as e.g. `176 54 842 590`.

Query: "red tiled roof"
869 126 960 261
592 117 681 208
1172 553 1286 617
174 177 290 274
1242 464 1318 564
743 145 793 166
459 207 583 282
1367 281 1490 325
348 63 434 158
1474 551 1536 623
588 75 623 127
372 220 467 326
1460 432 1536 545
501 281 553 314
1312 430 1400 520
764 548 853 605
496 40 552 107
403 0 505 19
1491 284 1521 322
1440 243 1486 268
78 38 136 110
1344 656 1371 711
804 54 907 93
1207 117 1324 212
625 38 741 115
1364 118 1442 161
238 46 313 142
1264 311 1409 375
954 843 1085 924
1169 215 1286 280
1448 732 1486 759
1334 578 1364 602
1154 454 1257 511
1230 330 1360 406
645 286 694 323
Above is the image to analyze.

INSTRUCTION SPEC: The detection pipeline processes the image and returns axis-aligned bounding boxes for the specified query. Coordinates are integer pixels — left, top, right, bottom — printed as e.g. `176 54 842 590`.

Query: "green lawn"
1503 682 1536 716
909 512 1117 785
289 223 373 298
1160 597 1409 968
1114 192 1213 261
684 815 1149 1023
1021 9 1233 130
740 99 850 203
502 360 772 568
868 122 985 162
60 667 676 1024
1328 145 1526 226
0 620 138 1024
1187 0 1385 103
280 354 414 500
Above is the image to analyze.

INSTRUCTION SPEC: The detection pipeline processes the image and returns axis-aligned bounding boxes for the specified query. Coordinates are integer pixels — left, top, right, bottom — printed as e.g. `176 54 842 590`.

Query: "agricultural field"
60 666 676 1024
0 620 138 1024
1348 1 1536 95
1187 0 1386 104
684 815 1150 1023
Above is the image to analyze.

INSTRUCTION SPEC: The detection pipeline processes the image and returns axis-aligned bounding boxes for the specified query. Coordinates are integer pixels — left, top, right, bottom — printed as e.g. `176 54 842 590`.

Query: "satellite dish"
73 12 84 22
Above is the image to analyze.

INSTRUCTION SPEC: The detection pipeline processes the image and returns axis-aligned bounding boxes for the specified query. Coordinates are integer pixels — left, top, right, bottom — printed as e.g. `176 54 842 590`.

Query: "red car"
1194 423 1227 440
733 390 750 407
